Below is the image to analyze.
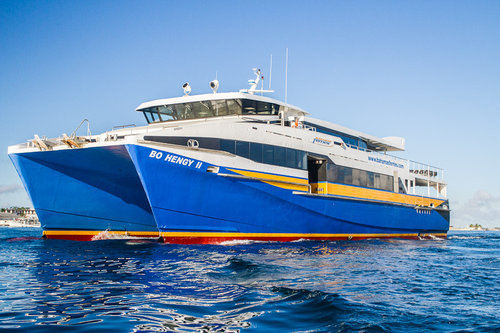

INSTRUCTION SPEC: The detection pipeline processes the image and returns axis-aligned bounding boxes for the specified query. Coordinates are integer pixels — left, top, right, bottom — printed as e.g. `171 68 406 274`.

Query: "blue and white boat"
8 69 450 243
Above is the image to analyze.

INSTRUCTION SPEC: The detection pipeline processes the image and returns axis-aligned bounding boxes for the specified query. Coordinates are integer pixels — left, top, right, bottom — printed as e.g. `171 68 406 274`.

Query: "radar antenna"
240 68 274 95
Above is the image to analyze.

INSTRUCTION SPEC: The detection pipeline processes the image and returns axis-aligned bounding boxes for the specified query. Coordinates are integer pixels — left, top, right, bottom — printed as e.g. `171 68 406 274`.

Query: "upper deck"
136 92 404 152
8 75 447 200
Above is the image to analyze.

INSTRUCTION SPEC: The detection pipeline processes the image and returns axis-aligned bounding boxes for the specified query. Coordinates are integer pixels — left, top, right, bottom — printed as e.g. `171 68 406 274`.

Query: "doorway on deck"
307 155 327 194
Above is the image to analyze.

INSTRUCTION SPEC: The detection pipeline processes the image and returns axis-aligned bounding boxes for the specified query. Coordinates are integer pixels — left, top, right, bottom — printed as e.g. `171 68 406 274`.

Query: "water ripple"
0 228 498 332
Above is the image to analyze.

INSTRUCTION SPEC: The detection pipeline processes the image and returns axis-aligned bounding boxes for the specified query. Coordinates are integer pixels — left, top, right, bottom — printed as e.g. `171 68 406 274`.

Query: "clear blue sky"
1 0 499 227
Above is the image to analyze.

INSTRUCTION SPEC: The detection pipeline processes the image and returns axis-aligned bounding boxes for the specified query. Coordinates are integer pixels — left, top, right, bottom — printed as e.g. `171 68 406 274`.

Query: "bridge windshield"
140 99 283 123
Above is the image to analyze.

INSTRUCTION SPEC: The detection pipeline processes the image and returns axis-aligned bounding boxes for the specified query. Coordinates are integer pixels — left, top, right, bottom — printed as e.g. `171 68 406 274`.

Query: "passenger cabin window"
222 140 306 170
142 135 307 170
140 99 283 124
325 163 393 191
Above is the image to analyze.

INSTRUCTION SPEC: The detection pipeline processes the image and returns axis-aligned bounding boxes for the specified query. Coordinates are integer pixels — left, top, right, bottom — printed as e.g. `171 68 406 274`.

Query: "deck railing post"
427 165 430 197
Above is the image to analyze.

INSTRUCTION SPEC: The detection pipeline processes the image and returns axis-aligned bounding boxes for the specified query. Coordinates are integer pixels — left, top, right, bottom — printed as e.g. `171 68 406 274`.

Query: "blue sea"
0 228 498 332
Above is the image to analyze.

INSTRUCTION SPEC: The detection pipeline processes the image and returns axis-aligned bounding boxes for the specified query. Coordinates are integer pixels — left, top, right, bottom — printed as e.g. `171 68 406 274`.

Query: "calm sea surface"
0 228 498 332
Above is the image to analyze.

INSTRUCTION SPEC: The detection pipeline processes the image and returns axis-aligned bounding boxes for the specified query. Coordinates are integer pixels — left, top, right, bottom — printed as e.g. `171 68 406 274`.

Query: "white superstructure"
9 70 447 202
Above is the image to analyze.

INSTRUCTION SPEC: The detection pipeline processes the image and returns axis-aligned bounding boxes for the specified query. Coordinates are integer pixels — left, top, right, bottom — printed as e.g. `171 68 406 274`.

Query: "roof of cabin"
307 117 405 151
136 92 405 152
136 92 308 115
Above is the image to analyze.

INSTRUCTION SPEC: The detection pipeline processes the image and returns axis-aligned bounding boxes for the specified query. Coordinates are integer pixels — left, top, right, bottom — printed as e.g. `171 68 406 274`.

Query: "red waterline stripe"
43 231 160 241
161 234 447 245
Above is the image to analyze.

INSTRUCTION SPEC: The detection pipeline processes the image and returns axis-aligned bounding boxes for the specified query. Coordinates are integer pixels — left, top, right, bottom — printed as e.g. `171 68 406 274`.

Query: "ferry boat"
8 69 450 243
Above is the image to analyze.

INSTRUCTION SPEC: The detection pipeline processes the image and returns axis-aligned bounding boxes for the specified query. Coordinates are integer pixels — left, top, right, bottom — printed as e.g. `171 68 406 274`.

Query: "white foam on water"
291 238 309 243
428 234 445 241
91 230 155 241
448 236 481 240
218 239 272 246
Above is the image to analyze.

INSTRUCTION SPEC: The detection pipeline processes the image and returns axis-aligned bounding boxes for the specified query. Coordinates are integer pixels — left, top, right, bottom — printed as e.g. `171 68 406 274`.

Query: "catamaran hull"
9 145 159 240
9 143 449 243
127 144 449 244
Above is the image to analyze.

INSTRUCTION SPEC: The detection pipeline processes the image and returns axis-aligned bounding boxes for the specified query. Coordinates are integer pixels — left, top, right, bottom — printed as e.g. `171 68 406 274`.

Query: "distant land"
450 225 500 231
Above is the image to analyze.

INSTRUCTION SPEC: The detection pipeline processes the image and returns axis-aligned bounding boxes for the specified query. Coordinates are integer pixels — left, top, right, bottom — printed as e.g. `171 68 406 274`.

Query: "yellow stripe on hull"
227 169 309 191
226 168 445 208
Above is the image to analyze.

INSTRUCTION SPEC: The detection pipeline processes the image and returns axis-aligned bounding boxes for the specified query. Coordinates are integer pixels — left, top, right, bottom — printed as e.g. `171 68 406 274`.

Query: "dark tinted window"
343 166 352 184
250 143 263 162
274 146 286 166
242 100 281 115
297 151 307 170
149 135 307 170
286 149 296 168
263 145 274 165
367 171 374 188
140 99 244 123
236 141 250 159
326 163 393 191
220 140 235 154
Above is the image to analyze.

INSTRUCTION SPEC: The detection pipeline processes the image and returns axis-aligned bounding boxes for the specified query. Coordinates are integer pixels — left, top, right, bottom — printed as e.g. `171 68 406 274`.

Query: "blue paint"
9 145 157 232
127 144 449 236
9 143 448 237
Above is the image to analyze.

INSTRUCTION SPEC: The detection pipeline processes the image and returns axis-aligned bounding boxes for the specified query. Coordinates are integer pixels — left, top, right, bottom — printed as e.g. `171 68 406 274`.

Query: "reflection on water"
0 228 499 332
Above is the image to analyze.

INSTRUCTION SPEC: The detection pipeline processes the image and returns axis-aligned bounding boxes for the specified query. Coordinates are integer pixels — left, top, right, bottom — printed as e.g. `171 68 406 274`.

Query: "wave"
427 234 445 241
448 235 483 240
218 239 272 246
6 236 41 242
267 286 357 331
91 230 157 242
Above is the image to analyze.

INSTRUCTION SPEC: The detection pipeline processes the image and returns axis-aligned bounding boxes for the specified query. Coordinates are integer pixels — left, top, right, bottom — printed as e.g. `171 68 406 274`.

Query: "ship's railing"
346 143 445 181
303 124 317 132
281 122 445 182
113 124 136 130
408 161 444 181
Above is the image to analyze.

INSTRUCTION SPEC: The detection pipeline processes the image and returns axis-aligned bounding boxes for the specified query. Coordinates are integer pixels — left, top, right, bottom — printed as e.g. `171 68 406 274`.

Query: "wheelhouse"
137 95 298 124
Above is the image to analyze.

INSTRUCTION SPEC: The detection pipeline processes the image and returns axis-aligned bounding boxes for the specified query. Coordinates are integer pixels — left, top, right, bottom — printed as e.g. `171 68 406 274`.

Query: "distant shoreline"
0 219 40 228
449 227 500 231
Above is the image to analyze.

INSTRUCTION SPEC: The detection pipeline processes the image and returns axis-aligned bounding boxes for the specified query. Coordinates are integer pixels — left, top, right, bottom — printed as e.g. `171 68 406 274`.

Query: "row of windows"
220 140 307 170
241 99 281 115
141 99 284 124
143 136 307 170
325 163 394 191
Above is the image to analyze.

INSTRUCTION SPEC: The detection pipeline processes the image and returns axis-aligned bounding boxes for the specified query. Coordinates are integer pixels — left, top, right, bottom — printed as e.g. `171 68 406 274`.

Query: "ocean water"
0 228 498 332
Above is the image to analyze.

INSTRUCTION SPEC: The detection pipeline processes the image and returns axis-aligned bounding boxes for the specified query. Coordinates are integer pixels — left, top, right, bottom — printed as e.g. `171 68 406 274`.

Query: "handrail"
344 142 444 180
70 119 91 138
112 124 136 130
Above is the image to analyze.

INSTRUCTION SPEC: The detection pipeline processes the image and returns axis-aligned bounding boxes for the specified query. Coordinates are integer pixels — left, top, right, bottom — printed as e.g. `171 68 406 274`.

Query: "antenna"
239 68 274 94
260 71 264 96
269 54 273 90
285 48 288 104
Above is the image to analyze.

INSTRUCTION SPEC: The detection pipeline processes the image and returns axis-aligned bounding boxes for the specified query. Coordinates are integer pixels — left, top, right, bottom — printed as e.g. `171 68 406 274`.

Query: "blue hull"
127 145 449 244
9 145 158 240
10 143 449 243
